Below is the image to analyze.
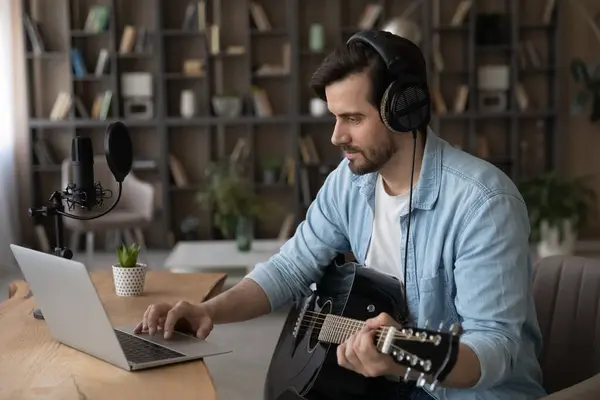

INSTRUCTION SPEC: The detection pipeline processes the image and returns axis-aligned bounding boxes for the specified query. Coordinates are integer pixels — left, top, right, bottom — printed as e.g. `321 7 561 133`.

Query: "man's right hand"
133 300 214 340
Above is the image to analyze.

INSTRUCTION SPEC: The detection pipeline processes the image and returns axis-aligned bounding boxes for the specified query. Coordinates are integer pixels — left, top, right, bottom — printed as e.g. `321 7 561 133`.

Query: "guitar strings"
294 310 439 343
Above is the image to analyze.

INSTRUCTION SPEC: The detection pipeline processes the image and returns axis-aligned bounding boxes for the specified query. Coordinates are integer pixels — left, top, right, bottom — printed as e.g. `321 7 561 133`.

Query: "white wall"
0 1 22 274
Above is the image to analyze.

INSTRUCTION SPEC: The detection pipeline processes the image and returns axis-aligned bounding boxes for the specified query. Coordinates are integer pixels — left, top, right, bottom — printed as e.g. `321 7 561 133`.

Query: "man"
135 31 547 399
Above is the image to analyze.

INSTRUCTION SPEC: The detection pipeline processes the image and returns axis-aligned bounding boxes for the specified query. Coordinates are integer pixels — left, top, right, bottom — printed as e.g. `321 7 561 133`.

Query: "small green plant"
116 243 141 268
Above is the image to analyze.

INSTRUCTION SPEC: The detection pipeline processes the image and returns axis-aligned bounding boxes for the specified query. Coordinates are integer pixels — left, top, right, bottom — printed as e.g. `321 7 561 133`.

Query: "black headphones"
347 30 431 133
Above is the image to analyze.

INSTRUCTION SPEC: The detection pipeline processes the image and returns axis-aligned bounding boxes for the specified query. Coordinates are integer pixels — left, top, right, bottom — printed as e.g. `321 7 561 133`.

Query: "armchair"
61 155 155 261
534 255 600 399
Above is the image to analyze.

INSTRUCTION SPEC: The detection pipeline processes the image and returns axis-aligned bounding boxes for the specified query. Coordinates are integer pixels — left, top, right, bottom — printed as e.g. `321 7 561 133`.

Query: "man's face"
325 72 396 175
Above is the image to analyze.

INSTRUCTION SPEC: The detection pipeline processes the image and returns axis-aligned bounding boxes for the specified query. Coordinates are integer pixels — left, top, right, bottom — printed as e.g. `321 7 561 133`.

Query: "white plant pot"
112 263 147 296
536 219 576 259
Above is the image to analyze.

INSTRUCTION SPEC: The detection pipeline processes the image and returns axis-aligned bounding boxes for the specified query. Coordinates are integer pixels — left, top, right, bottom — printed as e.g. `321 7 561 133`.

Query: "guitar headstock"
379 322 461 390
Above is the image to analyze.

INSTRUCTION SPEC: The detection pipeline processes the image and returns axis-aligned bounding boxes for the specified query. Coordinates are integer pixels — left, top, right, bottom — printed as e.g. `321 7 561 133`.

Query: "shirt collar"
350 127 442 211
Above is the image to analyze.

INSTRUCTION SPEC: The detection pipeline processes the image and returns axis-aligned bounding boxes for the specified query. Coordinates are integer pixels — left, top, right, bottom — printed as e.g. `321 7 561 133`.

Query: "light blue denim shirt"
246 128 547 399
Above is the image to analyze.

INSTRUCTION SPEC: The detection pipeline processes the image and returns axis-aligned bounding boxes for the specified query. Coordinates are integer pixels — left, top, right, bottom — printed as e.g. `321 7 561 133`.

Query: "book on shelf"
358 4 383 30
182 2 207 31
168 154 189 187
83 5 110 33
249 2 272 31
94 49 110 76
280 156 295 186
49 92 89 119
299 136 320 165
49 92 72 120
450 1 472 26
542 0 556 25
90 90 112 120
251 86 273 117
209 25 220 55
71 48 88 77
431 88 447 114
23 13 46 54
119 25 137 54
33 138 56 165
453 85 469 113
254 42 290 76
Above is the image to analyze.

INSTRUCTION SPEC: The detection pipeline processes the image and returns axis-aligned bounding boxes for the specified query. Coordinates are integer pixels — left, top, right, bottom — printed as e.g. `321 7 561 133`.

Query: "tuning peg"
429 380 439 391
438 322 444 331
449 323 461 335
416 373 427 387
403 367 412 382
423 320 429 329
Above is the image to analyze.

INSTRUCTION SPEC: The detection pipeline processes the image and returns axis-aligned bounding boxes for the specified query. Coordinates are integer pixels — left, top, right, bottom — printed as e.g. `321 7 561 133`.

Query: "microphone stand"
29 190 73 260
28 182 123 320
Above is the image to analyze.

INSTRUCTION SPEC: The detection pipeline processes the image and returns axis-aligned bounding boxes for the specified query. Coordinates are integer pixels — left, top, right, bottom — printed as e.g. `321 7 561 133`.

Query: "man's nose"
331 122 349 146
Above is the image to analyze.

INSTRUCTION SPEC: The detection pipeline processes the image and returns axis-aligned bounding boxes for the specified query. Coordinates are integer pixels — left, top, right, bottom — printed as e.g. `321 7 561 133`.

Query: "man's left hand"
336 312 401 378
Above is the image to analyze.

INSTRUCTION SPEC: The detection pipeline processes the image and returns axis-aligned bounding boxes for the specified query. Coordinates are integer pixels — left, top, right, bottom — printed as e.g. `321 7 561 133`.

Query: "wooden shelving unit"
21 0 561 250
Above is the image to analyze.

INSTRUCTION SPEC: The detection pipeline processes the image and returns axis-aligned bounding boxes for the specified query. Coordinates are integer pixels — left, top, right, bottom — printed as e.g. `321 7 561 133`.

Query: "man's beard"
342 137 396 175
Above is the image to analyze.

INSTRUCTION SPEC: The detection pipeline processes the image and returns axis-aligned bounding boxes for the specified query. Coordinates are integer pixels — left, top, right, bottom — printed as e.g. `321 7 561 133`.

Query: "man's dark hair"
309 31 428 114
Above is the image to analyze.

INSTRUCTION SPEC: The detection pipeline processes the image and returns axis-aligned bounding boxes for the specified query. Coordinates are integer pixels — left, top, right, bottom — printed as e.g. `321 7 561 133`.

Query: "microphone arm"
28 182 122 260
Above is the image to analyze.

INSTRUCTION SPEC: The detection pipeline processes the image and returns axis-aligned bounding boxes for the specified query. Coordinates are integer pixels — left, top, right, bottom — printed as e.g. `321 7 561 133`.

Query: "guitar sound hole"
308 300 332 352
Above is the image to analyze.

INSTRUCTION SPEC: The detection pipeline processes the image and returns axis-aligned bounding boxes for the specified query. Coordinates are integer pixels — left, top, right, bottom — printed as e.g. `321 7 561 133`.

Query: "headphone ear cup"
380 80 431 133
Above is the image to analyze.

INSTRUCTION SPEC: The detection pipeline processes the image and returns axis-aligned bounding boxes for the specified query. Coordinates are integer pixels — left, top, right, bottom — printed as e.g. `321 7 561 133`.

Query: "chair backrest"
533 255 600 394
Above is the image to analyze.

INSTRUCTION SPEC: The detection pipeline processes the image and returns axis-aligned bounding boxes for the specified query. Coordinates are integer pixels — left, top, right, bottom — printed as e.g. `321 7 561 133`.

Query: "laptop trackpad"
113 324 231 358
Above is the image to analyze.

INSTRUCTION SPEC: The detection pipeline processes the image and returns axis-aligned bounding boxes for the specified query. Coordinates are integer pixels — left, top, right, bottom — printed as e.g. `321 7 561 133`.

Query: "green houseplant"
196 159 267 250
112 243 147 296
518 172 597 257
261 157 281 185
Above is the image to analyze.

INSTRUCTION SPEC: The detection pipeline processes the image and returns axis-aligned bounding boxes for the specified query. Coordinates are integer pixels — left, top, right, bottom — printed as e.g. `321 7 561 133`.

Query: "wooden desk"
0 270 227 400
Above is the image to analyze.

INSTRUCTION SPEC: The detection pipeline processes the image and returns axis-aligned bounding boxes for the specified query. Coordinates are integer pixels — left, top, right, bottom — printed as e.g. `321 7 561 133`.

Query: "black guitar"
264 256 460 400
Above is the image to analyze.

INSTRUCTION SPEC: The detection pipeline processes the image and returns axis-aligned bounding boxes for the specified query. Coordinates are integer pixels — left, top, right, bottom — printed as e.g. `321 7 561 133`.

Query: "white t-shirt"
365 174 410 284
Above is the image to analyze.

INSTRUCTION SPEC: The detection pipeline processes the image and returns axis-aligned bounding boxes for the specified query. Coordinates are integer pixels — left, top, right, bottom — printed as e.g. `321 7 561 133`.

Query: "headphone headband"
347 30 423 76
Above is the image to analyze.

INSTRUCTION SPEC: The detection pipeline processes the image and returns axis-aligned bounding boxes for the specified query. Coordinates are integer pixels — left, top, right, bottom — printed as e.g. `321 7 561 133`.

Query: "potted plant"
112 243 147 296
196 159 266 251
518 172 597 258
261 157 281 185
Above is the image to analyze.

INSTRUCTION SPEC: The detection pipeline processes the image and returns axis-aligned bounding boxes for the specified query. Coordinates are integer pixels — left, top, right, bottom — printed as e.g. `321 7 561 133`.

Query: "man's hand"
133 300 214 340
336 312 400 378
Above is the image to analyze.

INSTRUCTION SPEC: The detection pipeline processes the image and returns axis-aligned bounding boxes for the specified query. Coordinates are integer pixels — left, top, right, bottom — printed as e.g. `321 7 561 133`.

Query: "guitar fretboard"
317 314 389 348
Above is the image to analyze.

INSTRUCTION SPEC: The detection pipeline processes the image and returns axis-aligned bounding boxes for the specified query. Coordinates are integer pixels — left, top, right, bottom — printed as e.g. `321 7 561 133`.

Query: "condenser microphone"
63 122 133 211
70 136 96 210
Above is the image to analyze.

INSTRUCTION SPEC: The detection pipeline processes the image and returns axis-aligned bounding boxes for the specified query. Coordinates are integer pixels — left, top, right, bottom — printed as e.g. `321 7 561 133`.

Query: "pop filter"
104 121 133 183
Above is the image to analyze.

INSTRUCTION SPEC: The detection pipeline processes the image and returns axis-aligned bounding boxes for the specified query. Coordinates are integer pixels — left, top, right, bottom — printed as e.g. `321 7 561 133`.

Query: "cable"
402 130 418 322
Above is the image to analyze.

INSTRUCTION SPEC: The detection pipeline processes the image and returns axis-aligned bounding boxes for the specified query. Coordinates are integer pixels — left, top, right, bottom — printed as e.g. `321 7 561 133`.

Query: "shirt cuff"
244 261 290 312
460 332 511 389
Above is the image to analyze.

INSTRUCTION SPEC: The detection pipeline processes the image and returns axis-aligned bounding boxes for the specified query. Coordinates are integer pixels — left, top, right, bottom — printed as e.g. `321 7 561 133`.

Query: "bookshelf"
21 0 561 250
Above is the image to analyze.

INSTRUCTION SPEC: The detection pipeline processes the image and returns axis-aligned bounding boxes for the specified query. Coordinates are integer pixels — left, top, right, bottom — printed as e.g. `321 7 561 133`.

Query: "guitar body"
264 259 412 400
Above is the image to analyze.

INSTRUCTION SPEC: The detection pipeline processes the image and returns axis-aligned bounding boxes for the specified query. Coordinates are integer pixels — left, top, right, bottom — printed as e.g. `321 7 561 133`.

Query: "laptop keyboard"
114 329 186 364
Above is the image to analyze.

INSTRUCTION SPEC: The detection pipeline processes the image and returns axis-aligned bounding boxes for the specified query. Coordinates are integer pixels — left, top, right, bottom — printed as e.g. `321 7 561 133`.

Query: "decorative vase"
536 219 576 259
112 262 147 296
180 90 196 118
236 216 254 252
310 98 327 116
309 24 324 52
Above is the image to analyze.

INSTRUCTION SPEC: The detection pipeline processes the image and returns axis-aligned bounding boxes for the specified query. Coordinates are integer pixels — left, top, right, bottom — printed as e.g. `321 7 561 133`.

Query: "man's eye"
348 117 359 124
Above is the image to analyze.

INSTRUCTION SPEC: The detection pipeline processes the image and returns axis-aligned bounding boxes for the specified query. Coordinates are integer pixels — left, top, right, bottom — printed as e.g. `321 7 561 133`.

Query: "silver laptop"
9 244 231 371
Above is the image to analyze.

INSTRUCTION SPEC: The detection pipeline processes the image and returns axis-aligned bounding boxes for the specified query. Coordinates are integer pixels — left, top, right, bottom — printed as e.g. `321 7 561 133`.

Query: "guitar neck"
317 314 389 348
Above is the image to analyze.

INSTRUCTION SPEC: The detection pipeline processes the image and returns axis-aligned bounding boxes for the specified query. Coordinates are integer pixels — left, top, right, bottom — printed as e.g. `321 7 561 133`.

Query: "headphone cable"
402 130 418 323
